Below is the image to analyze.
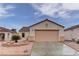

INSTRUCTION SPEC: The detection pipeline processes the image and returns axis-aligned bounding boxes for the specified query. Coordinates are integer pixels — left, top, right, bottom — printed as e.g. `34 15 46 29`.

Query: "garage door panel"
35 30 59 42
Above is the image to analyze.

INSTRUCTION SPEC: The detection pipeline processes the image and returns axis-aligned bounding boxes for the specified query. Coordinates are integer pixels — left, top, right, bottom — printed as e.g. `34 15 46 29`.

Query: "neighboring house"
19 19 64 42
65 24 79 41
19 27 30 40
0 27 17 41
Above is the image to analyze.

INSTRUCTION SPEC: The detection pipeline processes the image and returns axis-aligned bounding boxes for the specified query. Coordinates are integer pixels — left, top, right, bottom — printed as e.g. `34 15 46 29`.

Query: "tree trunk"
15 40 18 43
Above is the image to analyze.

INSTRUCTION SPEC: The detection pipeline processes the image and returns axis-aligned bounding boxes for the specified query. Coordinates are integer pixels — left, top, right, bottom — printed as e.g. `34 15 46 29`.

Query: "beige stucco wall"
64 30 72 40
73 28 79 40
65 28 79 41
0 32 11 41
29 21 64 42
0 32 18 41
19 32 29 40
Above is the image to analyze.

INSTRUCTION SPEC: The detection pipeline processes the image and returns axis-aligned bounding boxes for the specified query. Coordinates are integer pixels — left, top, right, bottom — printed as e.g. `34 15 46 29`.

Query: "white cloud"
0 4 15 18
31 3 79 19
62 3 79 10
32 3 61 16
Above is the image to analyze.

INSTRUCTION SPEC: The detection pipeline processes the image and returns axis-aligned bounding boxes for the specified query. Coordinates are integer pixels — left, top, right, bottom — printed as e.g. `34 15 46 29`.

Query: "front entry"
0 33 5 41
35 30 59 42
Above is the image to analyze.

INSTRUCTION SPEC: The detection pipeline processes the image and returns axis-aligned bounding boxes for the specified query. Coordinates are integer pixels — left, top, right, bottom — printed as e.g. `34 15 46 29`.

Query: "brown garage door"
35 30 59 42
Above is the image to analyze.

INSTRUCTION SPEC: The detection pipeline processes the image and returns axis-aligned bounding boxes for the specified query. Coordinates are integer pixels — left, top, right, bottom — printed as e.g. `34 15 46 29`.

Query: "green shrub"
11 35 20 43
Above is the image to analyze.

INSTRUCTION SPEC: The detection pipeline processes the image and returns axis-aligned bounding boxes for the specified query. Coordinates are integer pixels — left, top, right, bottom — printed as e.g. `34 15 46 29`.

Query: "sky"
0 3 79 30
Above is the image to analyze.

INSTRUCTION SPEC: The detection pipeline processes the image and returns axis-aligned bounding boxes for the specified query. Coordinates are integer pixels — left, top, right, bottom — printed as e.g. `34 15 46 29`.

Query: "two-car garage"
35 30 59 42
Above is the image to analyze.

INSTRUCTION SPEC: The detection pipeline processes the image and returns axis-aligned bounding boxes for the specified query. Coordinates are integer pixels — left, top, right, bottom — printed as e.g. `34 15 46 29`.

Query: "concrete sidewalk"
64 41 79 52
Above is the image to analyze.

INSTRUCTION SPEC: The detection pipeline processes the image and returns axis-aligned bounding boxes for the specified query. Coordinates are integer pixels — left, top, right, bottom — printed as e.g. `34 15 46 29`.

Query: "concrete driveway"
31 42 79 56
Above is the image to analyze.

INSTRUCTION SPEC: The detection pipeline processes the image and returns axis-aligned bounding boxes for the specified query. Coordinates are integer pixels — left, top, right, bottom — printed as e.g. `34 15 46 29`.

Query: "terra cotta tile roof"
0 27 12 32
19 27 30 32
29 19 64 28
19 19 64 32
65 24 79 31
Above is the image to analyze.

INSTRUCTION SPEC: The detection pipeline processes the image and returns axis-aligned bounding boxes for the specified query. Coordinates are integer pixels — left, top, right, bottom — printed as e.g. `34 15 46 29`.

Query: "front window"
22 33 25 38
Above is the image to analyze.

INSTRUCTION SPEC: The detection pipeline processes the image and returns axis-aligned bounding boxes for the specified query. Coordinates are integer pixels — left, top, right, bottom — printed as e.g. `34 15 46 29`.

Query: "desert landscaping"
0 41 34 56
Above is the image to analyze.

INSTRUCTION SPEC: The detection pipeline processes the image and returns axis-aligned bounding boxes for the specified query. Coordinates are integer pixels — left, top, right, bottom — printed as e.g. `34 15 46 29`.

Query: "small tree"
12 35 20 43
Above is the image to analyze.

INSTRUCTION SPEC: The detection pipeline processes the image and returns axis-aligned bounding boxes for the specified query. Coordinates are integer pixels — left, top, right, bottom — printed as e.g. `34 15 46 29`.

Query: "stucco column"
5 32 11 41
59 30 64 42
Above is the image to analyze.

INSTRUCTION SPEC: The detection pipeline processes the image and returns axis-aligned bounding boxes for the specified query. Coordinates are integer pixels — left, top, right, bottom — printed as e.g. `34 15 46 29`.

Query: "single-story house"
0 27 16 41
65 24 79 41
19 19 64 42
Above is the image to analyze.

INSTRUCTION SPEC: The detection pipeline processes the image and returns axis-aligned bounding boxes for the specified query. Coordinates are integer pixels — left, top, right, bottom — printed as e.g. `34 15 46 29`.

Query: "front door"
0 33 5 41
